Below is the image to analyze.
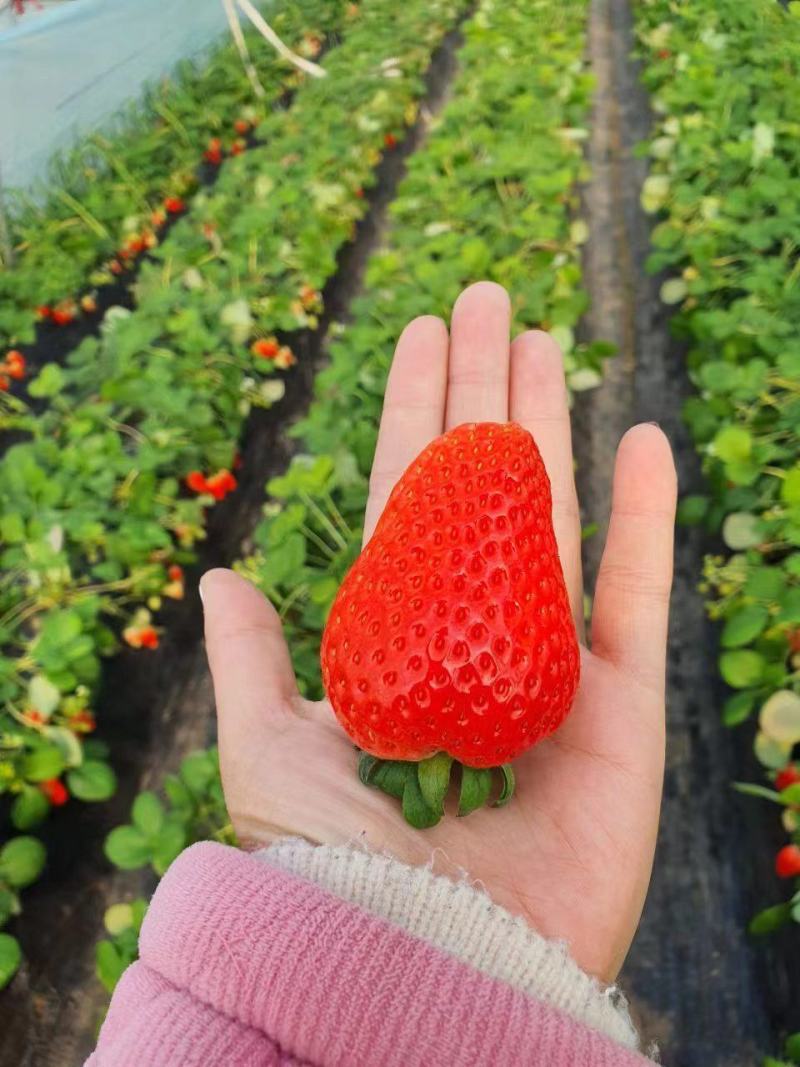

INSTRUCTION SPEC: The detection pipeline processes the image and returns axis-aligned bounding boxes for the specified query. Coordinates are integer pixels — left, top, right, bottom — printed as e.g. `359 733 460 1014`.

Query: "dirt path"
0 21 469 1066
577 1 790 1062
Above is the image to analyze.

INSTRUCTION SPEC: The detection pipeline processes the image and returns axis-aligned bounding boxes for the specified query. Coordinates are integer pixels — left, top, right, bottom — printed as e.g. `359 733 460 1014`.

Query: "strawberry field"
1 0 800 1063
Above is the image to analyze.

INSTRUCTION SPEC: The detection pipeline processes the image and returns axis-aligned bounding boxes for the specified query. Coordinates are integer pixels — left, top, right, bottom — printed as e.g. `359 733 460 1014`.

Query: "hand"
201 282 677 983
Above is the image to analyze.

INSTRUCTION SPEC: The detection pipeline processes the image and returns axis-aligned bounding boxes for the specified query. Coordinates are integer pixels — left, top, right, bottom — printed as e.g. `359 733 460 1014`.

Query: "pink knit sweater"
88 842 652 1066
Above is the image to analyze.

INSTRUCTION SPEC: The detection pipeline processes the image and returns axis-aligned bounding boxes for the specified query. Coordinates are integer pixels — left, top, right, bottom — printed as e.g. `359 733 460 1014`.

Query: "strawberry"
80 294 98 314
205 469 238 501
0 376 9 392
230 138 247 156
234 118 251 135
51 301 77 326
321 422 580 825
4 350 25 379
40 778 69 806
274 345 296 369
123 624 159 650
164 196 186 214
384 132 398 149
186 471 209 494
36 304 53 320
776 765 800 792
251 337 280 359
204 138 223 165
775 844 800 879
70 709 96 733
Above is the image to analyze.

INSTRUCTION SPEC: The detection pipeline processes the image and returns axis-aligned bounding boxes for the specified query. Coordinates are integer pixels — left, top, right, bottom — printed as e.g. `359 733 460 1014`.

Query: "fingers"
201 568 299 726
592 425 678 692
510 331 583 631
363 315 448 542
445 281 511 429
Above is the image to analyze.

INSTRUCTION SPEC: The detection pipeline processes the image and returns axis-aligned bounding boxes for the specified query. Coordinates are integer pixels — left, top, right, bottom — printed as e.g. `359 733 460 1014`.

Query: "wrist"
259 836 642 1053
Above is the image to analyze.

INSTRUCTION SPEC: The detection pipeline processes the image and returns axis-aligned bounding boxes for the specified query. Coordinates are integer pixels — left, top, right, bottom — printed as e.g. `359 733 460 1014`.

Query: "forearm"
88 841 653 1066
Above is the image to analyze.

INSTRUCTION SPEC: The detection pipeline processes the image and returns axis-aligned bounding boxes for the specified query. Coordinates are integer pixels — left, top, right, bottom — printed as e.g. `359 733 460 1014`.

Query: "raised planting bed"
0 0 471 996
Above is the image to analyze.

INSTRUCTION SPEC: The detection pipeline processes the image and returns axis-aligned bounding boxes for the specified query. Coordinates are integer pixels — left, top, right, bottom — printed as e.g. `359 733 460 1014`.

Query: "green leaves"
105 809 186 876
720 605 769 649
21 745 65 782
719 650 765 689
104 827 152 871
67 760 117 802
0 837 46 889
458 767 493 817
0 934 22 990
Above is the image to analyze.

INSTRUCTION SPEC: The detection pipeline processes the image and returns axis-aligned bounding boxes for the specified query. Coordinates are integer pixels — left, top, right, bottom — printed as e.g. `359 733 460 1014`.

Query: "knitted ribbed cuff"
260 838 640 1052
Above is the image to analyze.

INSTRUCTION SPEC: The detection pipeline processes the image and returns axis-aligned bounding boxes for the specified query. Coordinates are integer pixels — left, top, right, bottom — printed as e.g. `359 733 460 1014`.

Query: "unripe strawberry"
322 423 579 822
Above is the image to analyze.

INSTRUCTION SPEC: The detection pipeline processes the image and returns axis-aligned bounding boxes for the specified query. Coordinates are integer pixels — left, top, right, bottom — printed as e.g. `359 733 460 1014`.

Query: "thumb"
200 568 300 783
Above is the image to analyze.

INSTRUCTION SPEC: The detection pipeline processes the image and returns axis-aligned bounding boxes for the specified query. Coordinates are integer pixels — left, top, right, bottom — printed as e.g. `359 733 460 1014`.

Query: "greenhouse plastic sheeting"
0 0 240 192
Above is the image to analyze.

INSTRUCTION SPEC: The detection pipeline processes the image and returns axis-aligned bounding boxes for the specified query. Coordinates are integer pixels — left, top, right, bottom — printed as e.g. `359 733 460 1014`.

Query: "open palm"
201 282 677 984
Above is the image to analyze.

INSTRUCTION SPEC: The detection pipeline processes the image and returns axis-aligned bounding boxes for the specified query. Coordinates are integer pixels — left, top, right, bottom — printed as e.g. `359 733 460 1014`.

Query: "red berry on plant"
776 765 800 792
36 304 52 320
80 294 98 314
139 626 159 649
205 469 238 501
0 376 9 392
321 422 580 823
164 196 186 214
40 779 69 806
186 471 209 494
775 844 800 879
251 337 280 359
384 132 397 149
234 118 250 135
230 139 247 156
204 138 223 165
4 350 25 379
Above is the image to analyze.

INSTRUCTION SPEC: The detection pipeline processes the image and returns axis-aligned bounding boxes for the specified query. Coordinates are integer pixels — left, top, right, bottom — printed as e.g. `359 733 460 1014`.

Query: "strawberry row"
95 0 599 994
0 0 347 362
633 0 800 951
0 0 469 989
236 0 601 691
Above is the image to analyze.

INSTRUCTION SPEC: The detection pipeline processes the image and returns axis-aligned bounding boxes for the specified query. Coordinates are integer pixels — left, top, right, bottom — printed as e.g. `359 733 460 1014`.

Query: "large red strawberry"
321 422 580 825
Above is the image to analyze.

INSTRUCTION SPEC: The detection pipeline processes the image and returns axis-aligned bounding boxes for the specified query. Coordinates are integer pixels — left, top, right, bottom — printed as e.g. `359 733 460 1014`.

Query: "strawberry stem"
357 752 516 827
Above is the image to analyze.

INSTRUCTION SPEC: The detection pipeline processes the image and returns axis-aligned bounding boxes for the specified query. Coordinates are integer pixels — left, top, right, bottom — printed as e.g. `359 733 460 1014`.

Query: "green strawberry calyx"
358 752 515 829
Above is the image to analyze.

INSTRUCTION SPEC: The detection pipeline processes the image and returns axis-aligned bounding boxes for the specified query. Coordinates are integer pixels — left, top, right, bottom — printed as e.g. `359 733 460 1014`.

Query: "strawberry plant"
0 0 470 986
633 0 800 956
0 0 349 356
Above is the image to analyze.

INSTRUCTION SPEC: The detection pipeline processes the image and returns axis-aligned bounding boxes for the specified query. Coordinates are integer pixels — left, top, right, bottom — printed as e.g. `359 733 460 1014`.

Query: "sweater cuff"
261 837 640 1052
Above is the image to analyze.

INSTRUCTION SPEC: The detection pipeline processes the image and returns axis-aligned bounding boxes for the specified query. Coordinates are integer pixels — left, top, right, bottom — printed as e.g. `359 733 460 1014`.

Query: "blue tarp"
0 0 237 191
